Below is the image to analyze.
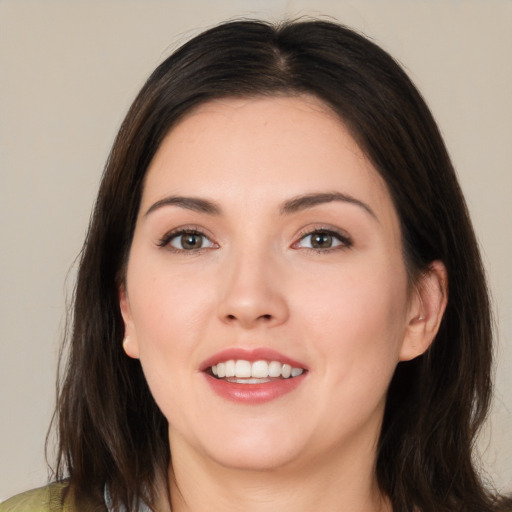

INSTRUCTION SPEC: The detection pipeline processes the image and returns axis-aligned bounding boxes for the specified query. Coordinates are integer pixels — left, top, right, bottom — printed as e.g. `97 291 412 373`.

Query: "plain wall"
1 0 511 500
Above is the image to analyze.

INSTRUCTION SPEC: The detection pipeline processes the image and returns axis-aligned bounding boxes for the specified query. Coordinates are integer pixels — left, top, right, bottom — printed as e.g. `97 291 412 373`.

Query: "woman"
2 19 510 512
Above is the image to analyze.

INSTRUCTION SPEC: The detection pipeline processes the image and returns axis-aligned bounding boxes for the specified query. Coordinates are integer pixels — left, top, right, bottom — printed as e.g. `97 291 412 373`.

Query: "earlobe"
119 285 140 359
399 260 448 361
122 335 139 359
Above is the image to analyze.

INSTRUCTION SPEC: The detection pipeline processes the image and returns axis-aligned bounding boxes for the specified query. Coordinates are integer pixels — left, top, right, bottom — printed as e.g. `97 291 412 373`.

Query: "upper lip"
199 347 308 372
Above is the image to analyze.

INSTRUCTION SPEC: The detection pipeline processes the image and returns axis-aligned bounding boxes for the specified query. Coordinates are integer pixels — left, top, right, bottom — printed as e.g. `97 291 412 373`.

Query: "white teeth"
251 360 268 378
225 359 235 377
235 360 252 378
209 359 304 379
281 364 292 379
268 361 282 377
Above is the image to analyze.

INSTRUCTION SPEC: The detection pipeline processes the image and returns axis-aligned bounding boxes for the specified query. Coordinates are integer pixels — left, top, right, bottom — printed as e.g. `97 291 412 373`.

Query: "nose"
217 249 289 329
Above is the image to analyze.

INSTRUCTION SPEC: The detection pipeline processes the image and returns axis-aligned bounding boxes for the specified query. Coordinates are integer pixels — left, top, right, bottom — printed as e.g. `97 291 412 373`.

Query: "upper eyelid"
285 231 351 257
295 225 352 242
157 226 215 247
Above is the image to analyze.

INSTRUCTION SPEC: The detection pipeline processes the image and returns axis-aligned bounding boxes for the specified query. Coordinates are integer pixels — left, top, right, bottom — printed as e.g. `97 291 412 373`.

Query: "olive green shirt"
0 483 106 512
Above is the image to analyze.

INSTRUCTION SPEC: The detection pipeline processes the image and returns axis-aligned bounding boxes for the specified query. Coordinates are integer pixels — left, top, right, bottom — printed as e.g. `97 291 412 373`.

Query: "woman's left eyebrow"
280 192 378 221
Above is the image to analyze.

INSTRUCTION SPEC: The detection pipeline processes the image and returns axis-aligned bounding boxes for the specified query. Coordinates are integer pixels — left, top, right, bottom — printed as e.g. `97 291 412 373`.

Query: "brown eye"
168 231 214 250
310 232 334 249
296 229 351 251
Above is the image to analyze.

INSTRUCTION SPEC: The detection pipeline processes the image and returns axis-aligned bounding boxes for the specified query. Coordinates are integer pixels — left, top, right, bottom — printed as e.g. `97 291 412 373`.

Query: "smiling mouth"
208 359 305 383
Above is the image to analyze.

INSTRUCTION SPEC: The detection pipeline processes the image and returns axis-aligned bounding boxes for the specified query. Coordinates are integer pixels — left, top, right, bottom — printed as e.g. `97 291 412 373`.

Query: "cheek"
292 263 408 437
126 266 217 424
125 262 219 410
129 263 213 342
296 258 409 371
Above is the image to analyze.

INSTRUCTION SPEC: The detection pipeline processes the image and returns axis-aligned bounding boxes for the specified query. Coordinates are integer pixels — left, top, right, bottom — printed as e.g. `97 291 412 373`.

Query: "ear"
119 284 140 359
399 260 448 361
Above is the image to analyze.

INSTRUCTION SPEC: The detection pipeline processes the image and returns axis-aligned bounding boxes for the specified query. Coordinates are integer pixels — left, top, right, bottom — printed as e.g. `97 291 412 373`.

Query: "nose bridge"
217 242 288 328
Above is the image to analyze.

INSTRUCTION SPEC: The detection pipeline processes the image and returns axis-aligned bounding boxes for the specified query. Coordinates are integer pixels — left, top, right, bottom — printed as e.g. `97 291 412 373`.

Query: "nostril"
224 313 273 323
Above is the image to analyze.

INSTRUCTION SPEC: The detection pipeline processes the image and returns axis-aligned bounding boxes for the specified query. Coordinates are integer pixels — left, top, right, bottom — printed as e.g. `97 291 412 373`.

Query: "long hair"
52 19 511 511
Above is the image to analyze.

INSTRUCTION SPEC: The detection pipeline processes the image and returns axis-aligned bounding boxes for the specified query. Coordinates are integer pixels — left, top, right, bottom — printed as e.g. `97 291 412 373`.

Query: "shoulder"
0 483 106 512
1 483 65 512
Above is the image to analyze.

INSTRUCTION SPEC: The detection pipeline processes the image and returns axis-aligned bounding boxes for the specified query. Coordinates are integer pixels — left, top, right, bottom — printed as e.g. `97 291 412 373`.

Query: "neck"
167 431 391 512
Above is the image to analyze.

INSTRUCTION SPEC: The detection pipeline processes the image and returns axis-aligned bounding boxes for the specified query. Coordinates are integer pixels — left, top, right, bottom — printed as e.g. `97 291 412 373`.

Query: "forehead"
142 95 395 224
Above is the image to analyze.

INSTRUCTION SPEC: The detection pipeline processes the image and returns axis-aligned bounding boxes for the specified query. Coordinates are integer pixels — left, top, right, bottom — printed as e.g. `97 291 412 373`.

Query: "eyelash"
293 227 353 253
157 227 217 253
157 226 353 253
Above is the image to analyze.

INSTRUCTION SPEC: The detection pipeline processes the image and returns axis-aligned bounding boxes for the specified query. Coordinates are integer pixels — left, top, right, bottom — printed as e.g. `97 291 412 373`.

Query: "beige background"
1 0 511 501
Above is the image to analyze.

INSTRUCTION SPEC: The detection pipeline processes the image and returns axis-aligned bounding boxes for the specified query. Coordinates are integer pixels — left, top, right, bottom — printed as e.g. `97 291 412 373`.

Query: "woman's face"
120 95 422 472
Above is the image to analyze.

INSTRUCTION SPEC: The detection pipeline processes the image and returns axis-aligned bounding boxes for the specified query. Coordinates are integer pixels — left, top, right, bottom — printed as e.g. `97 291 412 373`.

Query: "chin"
207 441 305 472
171 417 311 473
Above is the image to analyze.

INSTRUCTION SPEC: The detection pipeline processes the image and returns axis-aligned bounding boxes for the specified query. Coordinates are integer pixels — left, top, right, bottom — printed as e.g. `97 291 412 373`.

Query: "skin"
120 95 447 512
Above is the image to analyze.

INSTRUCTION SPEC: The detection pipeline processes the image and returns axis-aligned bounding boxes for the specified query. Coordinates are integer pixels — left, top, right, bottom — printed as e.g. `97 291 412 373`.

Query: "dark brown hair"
52 19 511 511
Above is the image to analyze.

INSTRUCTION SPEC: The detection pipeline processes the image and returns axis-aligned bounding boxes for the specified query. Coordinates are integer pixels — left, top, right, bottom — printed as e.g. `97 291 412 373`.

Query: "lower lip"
204 373 306 404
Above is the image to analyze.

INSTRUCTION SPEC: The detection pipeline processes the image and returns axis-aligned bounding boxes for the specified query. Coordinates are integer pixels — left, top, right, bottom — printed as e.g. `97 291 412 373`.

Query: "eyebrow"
145 191 377 220
281 192 377 220
145 196 222 216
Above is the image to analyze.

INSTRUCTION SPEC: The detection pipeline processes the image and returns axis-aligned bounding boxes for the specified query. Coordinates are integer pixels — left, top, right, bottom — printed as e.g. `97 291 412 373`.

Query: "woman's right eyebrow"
145 196 222 216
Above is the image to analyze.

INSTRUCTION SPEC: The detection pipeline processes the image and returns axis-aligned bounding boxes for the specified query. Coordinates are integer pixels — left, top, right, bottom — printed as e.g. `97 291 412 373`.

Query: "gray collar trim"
104 484 152 512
